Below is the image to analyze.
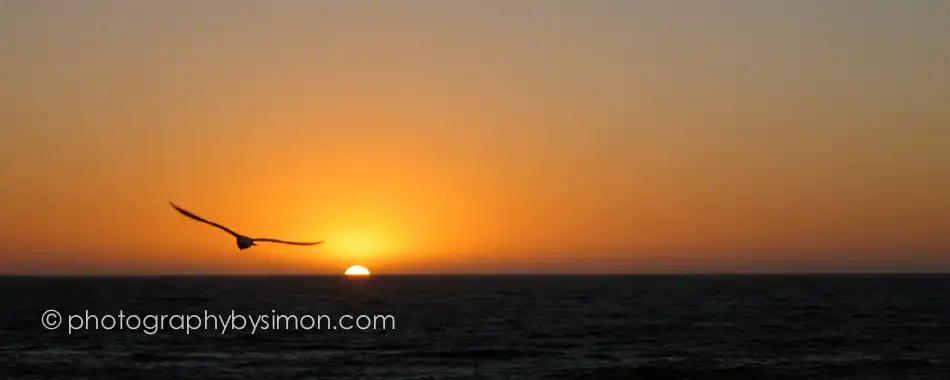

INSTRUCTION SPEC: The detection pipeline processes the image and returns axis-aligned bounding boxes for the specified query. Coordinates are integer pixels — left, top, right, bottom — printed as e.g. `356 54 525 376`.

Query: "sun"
344 265 371 276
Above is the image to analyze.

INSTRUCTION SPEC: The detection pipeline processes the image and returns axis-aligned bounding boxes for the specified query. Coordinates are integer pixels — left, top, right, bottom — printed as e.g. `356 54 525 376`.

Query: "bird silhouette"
170 202 324 250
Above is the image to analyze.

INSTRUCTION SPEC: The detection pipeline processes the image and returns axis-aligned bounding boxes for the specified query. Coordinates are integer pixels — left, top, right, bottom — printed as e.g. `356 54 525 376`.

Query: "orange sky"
1 2 949 274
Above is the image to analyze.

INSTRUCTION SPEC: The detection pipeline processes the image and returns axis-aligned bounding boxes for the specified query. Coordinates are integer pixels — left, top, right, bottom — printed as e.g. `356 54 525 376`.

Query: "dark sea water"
2 275 949 379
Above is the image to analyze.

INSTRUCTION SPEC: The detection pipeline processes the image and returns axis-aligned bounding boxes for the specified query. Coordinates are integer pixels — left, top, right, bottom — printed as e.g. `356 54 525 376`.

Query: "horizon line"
2 272 950 277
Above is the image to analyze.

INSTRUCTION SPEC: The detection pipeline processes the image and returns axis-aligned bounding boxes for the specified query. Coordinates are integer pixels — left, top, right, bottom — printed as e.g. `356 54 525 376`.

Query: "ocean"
2 275 948 379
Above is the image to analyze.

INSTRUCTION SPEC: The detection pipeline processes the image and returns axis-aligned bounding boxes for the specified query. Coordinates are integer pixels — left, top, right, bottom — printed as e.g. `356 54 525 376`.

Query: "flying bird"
170 202 324 250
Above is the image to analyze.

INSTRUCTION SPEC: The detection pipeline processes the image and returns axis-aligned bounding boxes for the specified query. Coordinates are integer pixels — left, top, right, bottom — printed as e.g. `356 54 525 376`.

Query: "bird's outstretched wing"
254 238 325 246
170 202 241 238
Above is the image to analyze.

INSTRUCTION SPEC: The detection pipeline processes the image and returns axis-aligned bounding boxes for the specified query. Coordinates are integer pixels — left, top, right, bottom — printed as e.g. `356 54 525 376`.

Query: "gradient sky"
1 1 949 274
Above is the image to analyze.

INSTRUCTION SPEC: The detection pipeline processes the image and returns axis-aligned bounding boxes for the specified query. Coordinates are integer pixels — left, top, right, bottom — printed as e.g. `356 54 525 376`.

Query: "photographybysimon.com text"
42 309 395 335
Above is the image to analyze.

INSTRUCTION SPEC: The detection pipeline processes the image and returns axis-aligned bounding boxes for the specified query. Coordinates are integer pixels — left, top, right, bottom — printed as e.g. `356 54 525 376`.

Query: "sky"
1 1 949 274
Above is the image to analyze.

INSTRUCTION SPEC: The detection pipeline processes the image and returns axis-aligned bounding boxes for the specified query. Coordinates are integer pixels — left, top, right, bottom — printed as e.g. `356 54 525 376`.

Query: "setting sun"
344 265 371 276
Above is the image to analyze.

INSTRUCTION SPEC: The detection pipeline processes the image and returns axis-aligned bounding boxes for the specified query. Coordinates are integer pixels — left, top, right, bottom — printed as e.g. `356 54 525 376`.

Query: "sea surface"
2 275 949 379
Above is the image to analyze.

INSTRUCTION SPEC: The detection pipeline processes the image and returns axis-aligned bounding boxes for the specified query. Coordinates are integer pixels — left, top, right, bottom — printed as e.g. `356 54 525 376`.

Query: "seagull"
170 202 324 250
